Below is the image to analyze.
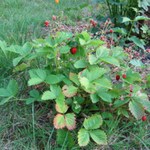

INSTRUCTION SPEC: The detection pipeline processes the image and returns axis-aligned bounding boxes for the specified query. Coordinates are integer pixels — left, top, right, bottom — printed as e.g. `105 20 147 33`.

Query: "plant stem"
105 0 112 16
32 102 36 147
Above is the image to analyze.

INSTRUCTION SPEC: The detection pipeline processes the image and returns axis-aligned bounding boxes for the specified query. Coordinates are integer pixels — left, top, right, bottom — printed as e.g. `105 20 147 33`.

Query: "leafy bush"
0 31 149 148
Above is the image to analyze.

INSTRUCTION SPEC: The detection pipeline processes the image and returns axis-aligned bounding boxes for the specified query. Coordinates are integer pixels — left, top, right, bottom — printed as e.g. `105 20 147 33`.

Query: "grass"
0 0 89 45
1 101 150 149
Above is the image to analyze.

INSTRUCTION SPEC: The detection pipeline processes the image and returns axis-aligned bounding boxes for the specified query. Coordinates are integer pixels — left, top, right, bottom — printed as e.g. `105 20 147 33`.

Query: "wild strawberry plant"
0 31 149 148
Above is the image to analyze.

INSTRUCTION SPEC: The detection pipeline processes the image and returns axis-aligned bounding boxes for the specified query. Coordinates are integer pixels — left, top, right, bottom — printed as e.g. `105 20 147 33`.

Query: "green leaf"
13 63 29 72
41 91 56 100
81 31 91 41
0 88 11 97
112 46 125 59
88 54 97 65
65 113 76 130
56 32 73 44
25 98 36 105
60 45 71 54
6 79 18 96
55 104 68 114
113 27 127 35
129 59 144 67
29 69 47 79
79 38 86 45
124 70 141 84
13 56 23 66
90 130 107 145
83 114 103 130
62 85 78 98
129 36 145 50
45 74 64 84
139 0 150 11
114 99 130 108
50 85 61 97
74 59 87 69
97 91 112 103
28 69 47 86
101 57 120 67
21 42 32 55
78 129 90 147
79 77 90 89
87 40 104 46
56 92 68 113
72 103 81 114
86 66 107 82
129 100 145 120
134 92 150 113
118 108 129 118
94 77 112 89
57 129 75 148
28 78 44 86
96 46 109 58
29 89 40 99
134 16 150 21
69 72 80 86
122 17 131 23
146 74 150 88
53 114 66 129
90 93 99 103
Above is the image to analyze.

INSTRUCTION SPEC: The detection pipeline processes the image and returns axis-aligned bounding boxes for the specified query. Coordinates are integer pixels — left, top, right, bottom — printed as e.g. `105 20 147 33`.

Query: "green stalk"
32 102 36 147
46 127 54 149
105 0 112 16
61 131 69 150
127 20 134 37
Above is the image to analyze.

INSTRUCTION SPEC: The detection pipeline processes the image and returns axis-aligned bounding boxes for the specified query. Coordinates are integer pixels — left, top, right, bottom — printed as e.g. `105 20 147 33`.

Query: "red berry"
44 21 49 27
110 29 113 33
130 85 133 92
146 48 150 53
90 19 93 24
122 74 126 79
70 47 77 54
142 116 147 121
116 75 120 81
90 19 97 27
52 15 57 21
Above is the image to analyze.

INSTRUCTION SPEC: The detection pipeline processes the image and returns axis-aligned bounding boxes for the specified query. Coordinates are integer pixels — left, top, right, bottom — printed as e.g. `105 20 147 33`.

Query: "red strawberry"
110 29 113 33
44 21 49 27
146 48 150 53
130 90 133 92
142 116 147 121
116 75 120 81
122 74 126 79
70 47 77 54
90 19 97 27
